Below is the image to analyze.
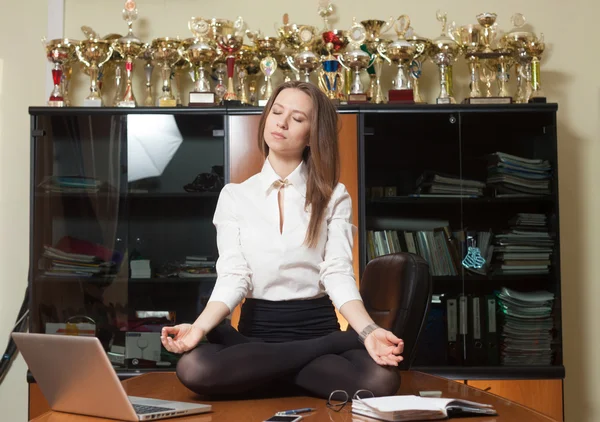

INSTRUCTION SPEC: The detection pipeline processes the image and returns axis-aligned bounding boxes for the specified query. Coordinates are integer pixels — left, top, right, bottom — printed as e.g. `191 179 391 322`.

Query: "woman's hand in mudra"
161 323 205 354
364 328 404 366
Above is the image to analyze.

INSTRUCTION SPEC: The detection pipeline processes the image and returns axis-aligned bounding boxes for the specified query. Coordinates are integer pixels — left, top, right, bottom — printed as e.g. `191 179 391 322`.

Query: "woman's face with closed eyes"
263 88 313 161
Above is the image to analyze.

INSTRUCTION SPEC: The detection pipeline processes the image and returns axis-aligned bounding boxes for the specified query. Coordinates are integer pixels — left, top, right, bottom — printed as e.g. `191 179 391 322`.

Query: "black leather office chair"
360 252 433 369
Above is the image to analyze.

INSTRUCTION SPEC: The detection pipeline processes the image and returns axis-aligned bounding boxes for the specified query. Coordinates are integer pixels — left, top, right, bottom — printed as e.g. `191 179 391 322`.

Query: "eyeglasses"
326 389 374 412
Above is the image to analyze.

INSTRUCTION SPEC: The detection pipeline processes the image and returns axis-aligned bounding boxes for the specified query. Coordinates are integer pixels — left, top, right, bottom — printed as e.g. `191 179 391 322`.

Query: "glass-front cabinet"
29 104 564 381
30 109 226 372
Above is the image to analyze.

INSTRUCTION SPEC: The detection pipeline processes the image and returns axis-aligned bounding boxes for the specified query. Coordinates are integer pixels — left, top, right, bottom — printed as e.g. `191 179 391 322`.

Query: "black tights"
175 323 400 399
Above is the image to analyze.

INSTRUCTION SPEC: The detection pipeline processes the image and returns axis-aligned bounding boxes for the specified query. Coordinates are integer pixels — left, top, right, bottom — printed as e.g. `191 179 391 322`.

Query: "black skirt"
238 296 341 343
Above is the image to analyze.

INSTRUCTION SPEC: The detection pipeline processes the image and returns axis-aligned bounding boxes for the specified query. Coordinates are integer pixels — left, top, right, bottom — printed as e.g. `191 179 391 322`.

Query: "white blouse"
207 157 363 312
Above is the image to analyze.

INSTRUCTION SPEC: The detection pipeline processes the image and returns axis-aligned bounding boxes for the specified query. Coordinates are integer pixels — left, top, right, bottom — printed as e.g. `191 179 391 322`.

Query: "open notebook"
352 395 497 421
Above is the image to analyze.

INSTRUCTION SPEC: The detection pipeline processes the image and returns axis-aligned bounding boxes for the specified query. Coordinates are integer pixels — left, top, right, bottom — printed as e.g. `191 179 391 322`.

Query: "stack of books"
38 175 105 193
414 171 485 197
178 256 216 278
486 152 552 197
42 245 117 278
495 287 555 365
493 213 553 275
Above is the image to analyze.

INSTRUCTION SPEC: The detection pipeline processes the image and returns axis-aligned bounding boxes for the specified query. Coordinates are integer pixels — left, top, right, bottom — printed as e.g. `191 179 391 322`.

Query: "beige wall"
1 0 598 420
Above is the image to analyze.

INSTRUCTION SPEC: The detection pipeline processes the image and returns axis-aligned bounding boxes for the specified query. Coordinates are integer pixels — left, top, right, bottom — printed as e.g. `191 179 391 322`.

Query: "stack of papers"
352 395 497 421
496 287 555 365
493 213 554 275
486 152 552 197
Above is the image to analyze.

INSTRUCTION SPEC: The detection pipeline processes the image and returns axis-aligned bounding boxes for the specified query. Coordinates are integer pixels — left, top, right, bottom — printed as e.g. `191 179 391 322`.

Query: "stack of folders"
443 294 499 366
493 213 553 275
352 395 497 421
414 171 486 197
496 287 555 365
486 152 552 197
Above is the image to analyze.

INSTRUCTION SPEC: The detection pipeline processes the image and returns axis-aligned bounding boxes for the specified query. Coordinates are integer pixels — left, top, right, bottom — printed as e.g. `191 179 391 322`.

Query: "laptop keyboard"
133 403 176 414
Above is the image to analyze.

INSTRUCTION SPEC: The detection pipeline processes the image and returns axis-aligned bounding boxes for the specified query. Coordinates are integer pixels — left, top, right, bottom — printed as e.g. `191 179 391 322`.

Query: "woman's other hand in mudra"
161 323 205 354
364 328 404 366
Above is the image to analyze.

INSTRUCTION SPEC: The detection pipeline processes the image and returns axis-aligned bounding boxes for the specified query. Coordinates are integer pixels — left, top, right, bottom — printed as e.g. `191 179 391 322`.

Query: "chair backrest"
359 252 433 369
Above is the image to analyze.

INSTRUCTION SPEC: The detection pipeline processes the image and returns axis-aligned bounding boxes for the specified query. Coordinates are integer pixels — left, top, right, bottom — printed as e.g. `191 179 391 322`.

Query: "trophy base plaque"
83 98 102 107
436 97 456 105
258 99 269 107
47 100 65 107
329 98 341 105
158 98 177 107
464 97 512 105
117 100 136 108
189 92 216 107
388 89 414 104
347 93 368 104
529 97 547 104
224 99 243 106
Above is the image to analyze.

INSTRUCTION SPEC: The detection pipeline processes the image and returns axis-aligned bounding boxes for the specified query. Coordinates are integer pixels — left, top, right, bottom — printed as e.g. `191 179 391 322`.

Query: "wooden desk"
32 371 557 422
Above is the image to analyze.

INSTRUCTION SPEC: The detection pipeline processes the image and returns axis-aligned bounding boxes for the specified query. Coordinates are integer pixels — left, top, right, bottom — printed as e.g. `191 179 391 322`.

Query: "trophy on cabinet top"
76 38 114 106
501 13 537 103
286 25 320 84
406 28 431 104
428 10 462 104
43 38 78 107
378 15 425 104
276 13 302 82
112 0 144 107
151 37 183 107
212 16 245 104
338 18 375 103
182 17 217 106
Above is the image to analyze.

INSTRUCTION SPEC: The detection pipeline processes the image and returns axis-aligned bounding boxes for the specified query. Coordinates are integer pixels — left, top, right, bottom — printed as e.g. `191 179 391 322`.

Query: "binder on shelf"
467 295 488 365
484 294 500 365
444 296 462 365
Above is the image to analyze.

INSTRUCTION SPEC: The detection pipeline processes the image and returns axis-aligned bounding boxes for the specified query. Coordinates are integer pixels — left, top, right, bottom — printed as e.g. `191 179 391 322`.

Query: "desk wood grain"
32 371 556 422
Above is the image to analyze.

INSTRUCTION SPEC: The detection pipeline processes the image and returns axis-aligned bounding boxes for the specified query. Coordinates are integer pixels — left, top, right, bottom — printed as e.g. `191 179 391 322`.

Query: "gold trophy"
501 13 536 103
428 10 461 104
76 39 114 106
361 17 395 104
275 14 302 82
378 15 424 103
338 18 375 103
528 34 546 102
406 28 431 104
112 0 143 107
151 37 182 107
247 29 280 106
449 23 483 100
140 43 155 106
287 25 320 83
213 17 245 103
182 17 217 106
43 38 78 107
236 45 260 105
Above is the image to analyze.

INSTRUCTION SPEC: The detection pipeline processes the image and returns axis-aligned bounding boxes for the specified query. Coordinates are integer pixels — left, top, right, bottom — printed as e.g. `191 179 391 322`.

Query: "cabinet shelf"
413 365 565 380
35 192 220 199
368 195 554 205
34 276 216 283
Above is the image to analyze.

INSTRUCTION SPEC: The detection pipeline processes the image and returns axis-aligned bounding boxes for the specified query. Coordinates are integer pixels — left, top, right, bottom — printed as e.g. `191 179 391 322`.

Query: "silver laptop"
12 332 212 421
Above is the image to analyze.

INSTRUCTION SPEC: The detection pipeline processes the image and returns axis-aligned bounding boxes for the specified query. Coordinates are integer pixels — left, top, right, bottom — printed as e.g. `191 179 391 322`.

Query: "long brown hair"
257 80 340 248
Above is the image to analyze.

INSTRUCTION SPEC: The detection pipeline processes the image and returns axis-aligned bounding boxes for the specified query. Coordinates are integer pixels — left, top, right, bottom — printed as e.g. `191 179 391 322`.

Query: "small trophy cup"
112 0 143 107
214 17 245 103
428 10 461 104
528 33 546 103
236 45 260 105
140 43 155 106
247 31 280 106
450 23 483 101
338 18 375 103
43 38 78 107
151 37 182 107
182 17 217 106
286 25 320 83
406 28 431 104
501 13 536 103
76 39 114 106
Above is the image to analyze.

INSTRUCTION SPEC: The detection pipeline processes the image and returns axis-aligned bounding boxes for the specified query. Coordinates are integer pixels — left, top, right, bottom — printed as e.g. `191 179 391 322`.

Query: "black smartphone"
263 415 303 422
